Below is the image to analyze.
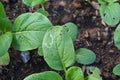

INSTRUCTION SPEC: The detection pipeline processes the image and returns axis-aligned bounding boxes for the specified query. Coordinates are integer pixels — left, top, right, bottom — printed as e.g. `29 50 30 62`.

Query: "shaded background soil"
0 0 120 80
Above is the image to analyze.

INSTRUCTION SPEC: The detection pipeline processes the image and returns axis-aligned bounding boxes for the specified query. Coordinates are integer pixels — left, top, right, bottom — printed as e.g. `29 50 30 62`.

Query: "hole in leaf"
66 28 70 32
113 17 115 20
103 13 106 17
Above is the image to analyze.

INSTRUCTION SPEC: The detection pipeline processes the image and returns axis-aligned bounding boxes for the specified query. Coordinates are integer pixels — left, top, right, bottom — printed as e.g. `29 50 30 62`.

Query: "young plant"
12 12 52 51
0 1 102 80
24 66 102 80
0 2 12 65
98 0 120 76
0 1 52 65
24 26 100 80
98 0 120 25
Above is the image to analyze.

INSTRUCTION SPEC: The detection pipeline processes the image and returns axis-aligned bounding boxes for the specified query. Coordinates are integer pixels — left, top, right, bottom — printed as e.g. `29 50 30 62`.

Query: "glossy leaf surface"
43 26 75 70
66 66 84 80
24 71 62 80
76 48 96 65
64 22 78 42
0 52 10 65
13 12 52 51
0 32 12 57
100 3 120 25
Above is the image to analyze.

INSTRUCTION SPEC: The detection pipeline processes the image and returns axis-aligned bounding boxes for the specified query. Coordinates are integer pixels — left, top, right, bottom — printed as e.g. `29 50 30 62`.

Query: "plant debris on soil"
0 0 120 80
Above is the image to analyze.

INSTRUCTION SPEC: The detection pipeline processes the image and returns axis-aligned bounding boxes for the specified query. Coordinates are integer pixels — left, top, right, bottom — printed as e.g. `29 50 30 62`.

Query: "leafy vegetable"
12 12 52 51
24 71 63 80
113 64 120 76
64 22 78 42
66 66 84 80
0 32 12 57
42 26 75 70
0 52 10 65
22 0 47 7
114 24 120 49
76 48 96 65
99 2 120 25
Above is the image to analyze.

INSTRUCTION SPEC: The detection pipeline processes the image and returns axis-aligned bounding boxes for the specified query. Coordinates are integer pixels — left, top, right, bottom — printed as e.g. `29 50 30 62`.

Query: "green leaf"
0 52 10 65
0 2 6 18
98 0 118 4
86 75 101 80
0 32 12 57
36 8 49 16
63 22 78 42
98 0 107 4
38 46 43 56
86 67 102 80
88 67 101 76
114 24 120 49
22 0 47 7
66 66 84 80
100 3 120 25
42 26 75 70
0 17 12 32
107 0 118 3
113 64 120 76
12 12 52 51
24 71 63 80
76 48 96 65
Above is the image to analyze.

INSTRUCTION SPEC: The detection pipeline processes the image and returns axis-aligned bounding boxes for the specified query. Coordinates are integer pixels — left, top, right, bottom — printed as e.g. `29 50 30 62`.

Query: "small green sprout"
98 0 120 25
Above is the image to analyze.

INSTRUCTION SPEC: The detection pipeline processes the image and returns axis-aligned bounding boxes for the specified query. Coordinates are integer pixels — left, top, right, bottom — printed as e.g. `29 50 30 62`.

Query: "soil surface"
0 0 120 80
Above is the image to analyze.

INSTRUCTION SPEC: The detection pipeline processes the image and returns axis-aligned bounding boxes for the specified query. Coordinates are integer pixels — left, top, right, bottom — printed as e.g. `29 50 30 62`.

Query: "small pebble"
20 51 30 63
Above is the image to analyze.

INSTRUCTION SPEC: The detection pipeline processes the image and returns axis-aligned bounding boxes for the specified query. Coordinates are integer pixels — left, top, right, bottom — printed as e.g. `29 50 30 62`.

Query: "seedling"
0 1 102 80
98 0 120 25
98 0 120 76
0 1 52 65
0 2 12 65
24 26 98 80
24 66 102 80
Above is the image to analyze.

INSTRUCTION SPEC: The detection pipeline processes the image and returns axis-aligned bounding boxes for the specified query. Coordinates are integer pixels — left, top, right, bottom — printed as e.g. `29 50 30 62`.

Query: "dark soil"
0 0 120 80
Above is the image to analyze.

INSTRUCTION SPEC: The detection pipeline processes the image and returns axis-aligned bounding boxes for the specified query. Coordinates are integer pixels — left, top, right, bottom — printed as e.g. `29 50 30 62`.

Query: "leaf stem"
62 62 67 80
41 4 45 11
